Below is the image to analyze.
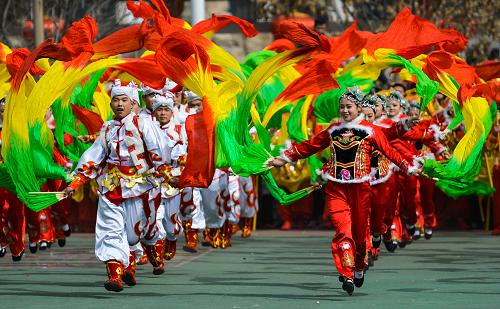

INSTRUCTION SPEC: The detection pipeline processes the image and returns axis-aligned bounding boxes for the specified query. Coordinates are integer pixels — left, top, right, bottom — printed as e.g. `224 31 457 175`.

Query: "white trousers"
156 194 182 241
239 176 259 218
200 170 243 228
95 193 159 267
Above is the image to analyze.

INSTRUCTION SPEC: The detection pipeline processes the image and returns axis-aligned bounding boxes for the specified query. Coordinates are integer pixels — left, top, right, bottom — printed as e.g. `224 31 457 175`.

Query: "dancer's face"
188 98 203 113
362 107 375 123
155 107 173 126
407 108 420 119
339 98 361 122
375 102 384 118
143 93 157 111
388 99 401 117
111 95 133 120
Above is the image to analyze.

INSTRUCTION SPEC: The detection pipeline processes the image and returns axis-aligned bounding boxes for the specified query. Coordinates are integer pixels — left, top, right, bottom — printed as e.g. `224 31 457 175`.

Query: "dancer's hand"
77 135 91 143
63 186 75 198
441 150 451 160
269 156 287 168
168 176 180 188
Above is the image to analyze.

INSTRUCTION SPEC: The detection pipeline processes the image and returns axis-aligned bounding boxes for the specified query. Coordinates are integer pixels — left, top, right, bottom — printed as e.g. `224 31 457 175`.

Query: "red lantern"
22 17 65 44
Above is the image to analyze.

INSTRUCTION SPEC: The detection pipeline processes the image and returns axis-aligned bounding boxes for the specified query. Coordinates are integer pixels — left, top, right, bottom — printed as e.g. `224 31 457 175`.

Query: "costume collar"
113 112 134 124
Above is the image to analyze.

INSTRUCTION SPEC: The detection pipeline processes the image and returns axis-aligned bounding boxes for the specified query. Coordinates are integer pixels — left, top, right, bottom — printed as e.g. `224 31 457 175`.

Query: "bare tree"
255 0 499 64
0 0 185 49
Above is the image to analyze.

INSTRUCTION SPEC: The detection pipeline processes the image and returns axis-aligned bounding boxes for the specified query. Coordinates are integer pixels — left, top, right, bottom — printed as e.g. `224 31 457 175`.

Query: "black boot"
371 234 382 248
383 239 398 252
353 271 364 288
342 279 354 295
424 228 433 240
58 238 66 247
29 243 38 254
12 250 24 262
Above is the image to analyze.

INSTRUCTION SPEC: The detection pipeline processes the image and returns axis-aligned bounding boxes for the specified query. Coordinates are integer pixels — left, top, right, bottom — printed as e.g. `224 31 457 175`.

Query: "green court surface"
0 230 499 309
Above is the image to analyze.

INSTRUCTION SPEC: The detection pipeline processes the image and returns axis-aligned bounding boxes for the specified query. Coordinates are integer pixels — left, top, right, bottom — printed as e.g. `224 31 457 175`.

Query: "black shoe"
104 280 123 292
398 241 407 248
405 224 416 236
122 271 137 286
153 267 165 275
371 235 382 249
412 229 421 240
12 251 24 262
0 247 6 257
29 244 38 254
383 240 397 252
342 279 354 295
338 275 346 283
63 225 72 237
368 251 374 267
353 271 364 288
58 238 66 247
424 228 433 240
39 242 48 250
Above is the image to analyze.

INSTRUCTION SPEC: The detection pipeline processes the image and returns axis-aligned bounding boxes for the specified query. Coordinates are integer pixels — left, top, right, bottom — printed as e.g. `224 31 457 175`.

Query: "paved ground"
0 230 499 309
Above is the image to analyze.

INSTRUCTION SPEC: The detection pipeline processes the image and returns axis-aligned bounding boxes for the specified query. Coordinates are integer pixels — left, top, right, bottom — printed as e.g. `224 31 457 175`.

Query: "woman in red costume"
269 87 421 295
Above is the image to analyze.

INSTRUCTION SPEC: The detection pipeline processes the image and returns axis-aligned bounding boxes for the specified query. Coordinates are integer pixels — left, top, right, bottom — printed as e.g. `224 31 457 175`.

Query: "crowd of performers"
0 1 499 296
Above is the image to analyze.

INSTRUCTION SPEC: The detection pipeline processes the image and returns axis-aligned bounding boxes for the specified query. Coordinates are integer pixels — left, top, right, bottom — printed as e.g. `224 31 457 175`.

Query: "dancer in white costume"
152 95 187 261
63 81 174 292
199 169 230 249
238 176 259 238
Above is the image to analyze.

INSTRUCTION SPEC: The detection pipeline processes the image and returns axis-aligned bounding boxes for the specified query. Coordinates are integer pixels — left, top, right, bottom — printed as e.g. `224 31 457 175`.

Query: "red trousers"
26 207 55 244
46 180 71 239
398 173 418 226
0 190 26 256
325 181 371 279
419 177 437 228
371 174 398 235
278 194 314 226
51 201 71 240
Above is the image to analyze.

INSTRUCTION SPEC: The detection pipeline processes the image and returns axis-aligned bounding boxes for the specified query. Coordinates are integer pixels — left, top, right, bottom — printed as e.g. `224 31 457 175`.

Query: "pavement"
0 230 499 309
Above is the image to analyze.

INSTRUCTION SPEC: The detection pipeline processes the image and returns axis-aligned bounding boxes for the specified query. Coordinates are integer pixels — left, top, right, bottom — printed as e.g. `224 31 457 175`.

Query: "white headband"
111 79 139 103
153 95 175 111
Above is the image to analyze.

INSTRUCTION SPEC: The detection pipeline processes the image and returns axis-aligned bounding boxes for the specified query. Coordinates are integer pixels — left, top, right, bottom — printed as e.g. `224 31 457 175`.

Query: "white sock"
354 271 364 279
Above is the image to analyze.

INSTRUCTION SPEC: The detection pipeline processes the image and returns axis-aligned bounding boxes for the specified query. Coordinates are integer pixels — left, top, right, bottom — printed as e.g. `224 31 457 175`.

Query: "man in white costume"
63 80 174 292
238 176 259 238
152 95 187 261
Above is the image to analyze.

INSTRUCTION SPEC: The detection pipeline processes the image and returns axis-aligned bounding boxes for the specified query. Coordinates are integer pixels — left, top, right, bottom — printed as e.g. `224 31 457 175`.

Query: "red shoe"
280 220 292 231
220 221 232 249
164 239 177 260
182 220 199 253
241 217 253 238
202 227 220 248
104 260 124 292
231 223 240 236
122 252 137 286
144 244 165 275
137 253 148 265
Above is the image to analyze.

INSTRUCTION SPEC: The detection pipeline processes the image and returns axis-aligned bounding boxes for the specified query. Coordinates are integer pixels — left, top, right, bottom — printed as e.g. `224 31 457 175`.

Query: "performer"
153 94 187 261
269 87 421 295
238 176 258 238
199 168 231 249
0 98 26 261
63 81 175 292
139 83 162 121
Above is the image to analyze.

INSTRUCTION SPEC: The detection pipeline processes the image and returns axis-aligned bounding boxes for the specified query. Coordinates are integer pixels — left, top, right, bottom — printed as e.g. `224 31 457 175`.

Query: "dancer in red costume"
269 87 422 295
0 98 26 261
